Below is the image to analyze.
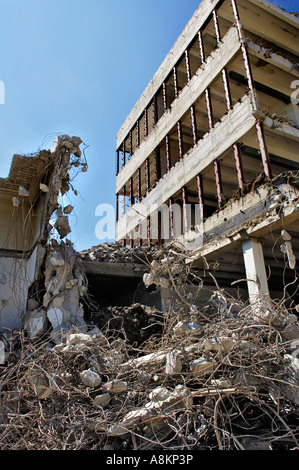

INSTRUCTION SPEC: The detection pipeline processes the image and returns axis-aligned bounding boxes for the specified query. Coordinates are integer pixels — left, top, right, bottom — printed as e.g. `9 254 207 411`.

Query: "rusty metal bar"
190 105 198 146
233 143 245 189
116 194 119 222
144 108 148 137
137 167 141 201
138 225 143 247
155 147 161 182
173 66 178 98
213 159 224 209
222 68 233 111
255 121 272 178
231 0 258 110
153 96 158 126
166 135 171 172
116 150 120 175
129 131 133 157
130 177 134 206
185 49 191 83
212 9 221 44
123 185 126 215
169 198 174 239
147 216 151 247
182 186 189 233
136 120 140 148
177 121 183 159
196 174 206 219
158 211 163 246
198 30 206 64
122 141 126 168
205 88 214 129
163 82 167 112
146 157 150 193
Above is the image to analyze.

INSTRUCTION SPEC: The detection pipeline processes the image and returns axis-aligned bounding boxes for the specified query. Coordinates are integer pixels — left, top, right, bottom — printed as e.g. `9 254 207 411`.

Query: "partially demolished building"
0 136 89 333
115 0 299 304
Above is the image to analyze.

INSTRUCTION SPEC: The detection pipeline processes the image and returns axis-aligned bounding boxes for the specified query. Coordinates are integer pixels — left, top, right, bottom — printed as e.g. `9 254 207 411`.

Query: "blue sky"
0 0 298 251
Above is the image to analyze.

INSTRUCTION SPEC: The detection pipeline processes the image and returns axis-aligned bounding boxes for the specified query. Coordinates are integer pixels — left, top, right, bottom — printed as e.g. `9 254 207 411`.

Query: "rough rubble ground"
0 246 299 451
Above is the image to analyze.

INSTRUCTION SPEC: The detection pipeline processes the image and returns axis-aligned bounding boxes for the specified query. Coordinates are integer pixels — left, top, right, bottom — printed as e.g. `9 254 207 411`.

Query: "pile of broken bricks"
1 278 299 450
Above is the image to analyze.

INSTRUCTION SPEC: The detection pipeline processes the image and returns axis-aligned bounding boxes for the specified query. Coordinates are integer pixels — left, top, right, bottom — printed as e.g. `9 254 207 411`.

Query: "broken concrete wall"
0 135 88 333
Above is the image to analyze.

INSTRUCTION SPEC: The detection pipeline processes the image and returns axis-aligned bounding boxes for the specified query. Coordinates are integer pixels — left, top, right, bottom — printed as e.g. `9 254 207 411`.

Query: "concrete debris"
93 393 111 408
80 369 102 388
24 309 48 339
18 186 30 197
80 242 156 264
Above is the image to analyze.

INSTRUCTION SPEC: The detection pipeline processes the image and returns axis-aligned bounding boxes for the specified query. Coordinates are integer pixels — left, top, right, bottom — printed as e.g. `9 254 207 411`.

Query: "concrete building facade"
115 0 299 303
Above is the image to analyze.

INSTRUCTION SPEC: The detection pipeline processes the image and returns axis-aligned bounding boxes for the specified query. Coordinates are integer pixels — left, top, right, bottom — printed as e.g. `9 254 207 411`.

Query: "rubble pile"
0 247 298 451
22 135 90 343
80 242 157 265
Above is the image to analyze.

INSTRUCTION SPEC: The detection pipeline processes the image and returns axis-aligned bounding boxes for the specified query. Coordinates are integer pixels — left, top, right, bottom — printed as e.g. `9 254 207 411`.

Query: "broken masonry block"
165 349 182 375
80 369 102 388
104 380 128 394
12 197 20 207
47 307 64 329
190 357 216 377
93 393 111 408
24 309 48 339
18 186 30 197
54 216 71 239
39 183 49 192
63 205 74 215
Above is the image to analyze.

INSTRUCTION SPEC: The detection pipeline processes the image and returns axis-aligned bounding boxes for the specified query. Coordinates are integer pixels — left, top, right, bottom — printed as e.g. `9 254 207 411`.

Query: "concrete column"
242 238 269 304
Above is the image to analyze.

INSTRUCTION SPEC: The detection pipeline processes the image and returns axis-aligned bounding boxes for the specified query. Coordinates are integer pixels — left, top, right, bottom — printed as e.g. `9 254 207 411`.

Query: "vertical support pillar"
136 120 140 148
129 177 134 206
147 216 151 247
155 147 161 183
213 159 224 209
222 68 233 111
197 174 206 220
185 49 191 83
158 211 163 246
116 194 119 222
182 186 189 234
145 157 150 193
177 121 183 159
255 121 272 179
173 67 178 98
233 143 245 189
231 0 258 110
163 82 167 112
138 225 143 247
212 9 221 44
190 105 198 146
122 142 126 168
242 238 270 304
153 95 158 126
205 88 214 130
144 108 148 138
169 198 174 239
129 131 133 158
122 185 126 216
166 135 171 172
198 30 206 64
137 167 141 201
116 150 120 175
